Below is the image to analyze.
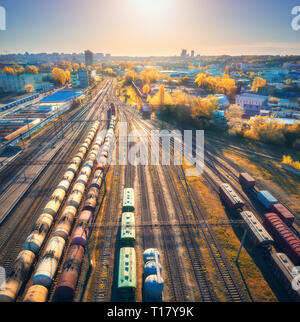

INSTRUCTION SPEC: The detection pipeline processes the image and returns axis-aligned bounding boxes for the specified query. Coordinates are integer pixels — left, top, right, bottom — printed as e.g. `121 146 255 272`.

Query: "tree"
269 97 280 104
142 84 150 95
251 77 266 92
73 63 80 71
52 68 67 85
225 104 244 135
190 95 219 119
24 84 34 93
25 65 39 74
2 66 15 75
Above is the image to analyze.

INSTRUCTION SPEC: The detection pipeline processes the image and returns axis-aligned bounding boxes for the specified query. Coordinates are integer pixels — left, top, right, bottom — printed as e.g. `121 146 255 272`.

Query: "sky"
0 0 300 56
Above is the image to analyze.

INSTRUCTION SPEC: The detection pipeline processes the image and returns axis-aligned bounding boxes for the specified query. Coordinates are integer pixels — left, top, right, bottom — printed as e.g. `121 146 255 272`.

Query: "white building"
0 73 49 93
236 93 269 116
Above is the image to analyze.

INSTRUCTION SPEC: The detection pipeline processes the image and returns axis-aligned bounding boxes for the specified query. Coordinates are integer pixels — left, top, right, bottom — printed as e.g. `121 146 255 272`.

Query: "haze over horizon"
0 0 300 56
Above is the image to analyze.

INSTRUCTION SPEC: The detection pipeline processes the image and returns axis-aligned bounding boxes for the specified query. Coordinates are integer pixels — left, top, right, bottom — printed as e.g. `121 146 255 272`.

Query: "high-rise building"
181 49 187 58
78 69 89 88
191 50 195 58
84 50 94 67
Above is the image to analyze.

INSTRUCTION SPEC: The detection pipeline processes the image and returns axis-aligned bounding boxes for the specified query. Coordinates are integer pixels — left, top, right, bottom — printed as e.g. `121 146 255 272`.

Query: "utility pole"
236 229 247 264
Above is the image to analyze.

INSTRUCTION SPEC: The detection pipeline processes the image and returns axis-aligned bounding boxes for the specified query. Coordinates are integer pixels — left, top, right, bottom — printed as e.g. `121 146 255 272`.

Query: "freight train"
230 171 300 301
53 110 117 302
0 97 117 302
143 248 164 301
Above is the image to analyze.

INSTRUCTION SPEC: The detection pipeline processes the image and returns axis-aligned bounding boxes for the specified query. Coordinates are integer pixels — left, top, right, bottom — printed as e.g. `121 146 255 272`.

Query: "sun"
131 0 170 14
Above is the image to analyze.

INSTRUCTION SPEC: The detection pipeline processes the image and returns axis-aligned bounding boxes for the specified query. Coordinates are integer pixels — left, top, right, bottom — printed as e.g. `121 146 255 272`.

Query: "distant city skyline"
0 0 300 56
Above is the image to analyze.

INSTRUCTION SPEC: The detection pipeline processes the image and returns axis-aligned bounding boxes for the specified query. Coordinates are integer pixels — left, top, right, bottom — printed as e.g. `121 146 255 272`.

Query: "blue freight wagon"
257 190 278 209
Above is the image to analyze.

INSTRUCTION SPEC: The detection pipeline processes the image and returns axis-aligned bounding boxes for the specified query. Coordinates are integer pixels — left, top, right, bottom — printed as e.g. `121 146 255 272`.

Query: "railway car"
91 170 103 189
56 179 71 193
239 173 256 189
71 223 90 247
83 188 98 211
118 247 136 300
264 213 300 265
67 185 85 209
120 213 136 245
144 261 162 277
219 183 245 210
33 236 66 288
270 253 300 302
23 213 54 253
144 275 164 302
53 245 84 302
51 188 66 203
96 157 107 171
71 210 93 246
54 206 77 240
0 250 35 302
122 188 135 213
240 211 274 247
76 174 89 186
43 197 62 217
143 248 161 263
23 285 48 302
271 203 295 226
257 191 278 209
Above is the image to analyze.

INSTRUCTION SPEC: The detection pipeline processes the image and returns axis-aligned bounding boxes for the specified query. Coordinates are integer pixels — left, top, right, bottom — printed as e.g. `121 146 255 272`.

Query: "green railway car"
118 247 136 300
122 188 135 212
120 213 136 245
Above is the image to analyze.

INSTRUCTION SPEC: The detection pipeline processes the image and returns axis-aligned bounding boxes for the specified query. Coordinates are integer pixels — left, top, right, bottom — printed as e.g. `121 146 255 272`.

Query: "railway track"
91 101 122 302
0 81 113 300
129 116 189 302
130 110 248 302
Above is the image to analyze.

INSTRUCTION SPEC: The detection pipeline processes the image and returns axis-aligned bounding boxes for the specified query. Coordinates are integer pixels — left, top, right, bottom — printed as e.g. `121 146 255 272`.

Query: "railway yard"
0 78 299 303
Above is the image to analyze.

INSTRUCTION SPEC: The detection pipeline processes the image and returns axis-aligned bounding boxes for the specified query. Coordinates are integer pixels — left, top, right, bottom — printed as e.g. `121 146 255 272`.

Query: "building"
181 49 188 58
236 93 269 116
0 73 51 93
78 69 89 88
84 50 94 67
191 50 195 58
70 72 80 88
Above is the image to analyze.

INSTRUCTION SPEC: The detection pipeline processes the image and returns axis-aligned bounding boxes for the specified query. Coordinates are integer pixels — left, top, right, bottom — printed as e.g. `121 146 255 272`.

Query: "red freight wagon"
264 213 300 265
239 173 256 188
271 203 295 226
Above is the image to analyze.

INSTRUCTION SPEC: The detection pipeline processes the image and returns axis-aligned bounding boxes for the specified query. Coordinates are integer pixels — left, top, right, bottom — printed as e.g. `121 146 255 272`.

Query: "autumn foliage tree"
251 77 266 92
195 73 237 99
24 84 34 93
25 65 39 74
52 68 68 85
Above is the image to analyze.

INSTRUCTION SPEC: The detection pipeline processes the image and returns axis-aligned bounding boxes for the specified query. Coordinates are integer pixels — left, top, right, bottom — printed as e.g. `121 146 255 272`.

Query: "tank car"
23 213 54 253
0 250 35 302
23 285 48 302
53 245 84 302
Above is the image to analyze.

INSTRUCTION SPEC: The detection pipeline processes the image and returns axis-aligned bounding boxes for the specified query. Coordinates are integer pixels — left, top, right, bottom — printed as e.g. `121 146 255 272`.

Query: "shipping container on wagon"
271 203 295 226
239 173 256 189
257 190 278 209
264 213 300 265
219 183 245 210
